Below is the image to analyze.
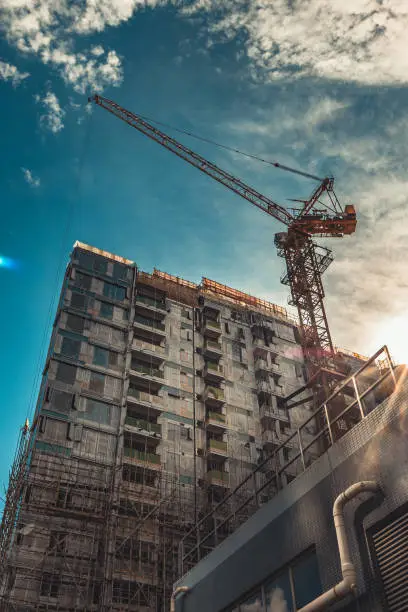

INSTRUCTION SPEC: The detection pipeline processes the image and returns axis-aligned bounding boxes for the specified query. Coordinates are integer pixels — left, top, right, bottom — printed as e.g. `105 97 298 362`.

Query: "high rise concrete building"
0 240 373 611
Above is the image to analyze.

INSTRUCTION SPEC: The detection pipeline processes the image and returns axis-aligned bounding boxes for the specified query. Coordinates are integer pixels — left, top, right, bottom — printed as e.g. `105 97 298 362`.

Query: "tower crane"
89 95 356 391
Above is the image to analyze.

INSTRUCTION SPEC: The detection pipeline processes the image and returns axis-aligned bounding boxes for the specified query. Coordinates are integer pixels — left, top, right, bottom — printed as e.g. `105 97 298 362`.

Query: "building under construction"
0 240 401 612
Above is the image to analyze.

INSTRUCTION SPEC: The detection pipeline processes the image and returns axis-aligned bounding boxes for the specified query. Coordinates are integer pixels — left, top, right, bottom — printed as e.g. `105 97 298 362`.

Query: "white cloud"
71 0 153 34
42 46 123 93
184 0 408 86
0 0 125 94
91 45 105 57
21 167 40 188
2 0 408 97
0 59 29 86
35 90 65 133
226 96 348 140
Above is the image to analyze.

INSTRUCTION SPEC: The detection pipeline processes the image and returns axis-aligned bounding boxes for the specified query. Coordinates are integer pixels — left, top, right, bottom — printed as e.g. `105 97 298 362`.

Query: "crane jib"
90 94 357 382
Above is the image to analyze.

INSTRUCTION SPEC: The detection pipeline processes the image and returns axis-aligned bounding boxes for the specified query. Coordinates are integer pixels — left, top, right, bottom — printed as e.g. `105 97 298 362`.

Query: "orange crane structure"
90 95 357 397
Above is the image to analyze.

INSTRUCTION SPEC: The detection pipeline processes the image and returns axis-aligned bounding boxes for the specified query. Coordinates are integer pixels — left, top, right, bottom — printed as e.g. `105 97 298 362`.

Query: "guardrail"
207 470 229 484
130 363 164 378
125 416 161 434
207 411 226 424
132 338 166 356
134 315 165 331
135 295 166 310
127 388 163 406
204 340 222 352
123 447 160 464
179 345 398 576
208 439 228 453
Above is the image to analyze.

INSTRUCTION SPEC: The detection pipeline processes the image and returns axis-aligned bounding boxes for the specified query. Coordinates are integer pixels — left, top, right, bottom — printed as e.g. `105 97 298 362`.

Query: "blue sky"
1 0 408 504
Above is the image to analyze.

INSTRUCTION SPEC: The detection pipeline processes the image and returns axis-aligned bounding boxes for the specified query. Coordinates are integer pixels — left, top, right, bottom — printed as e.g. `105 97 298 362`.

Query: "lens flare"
0 255 18 270
369 316 408 365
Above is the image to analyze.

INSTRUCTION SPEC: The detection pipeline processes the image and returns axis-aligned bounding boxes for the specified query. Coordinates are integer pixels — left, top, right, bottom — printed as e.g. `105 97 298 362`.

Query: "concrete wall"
175 373 408 612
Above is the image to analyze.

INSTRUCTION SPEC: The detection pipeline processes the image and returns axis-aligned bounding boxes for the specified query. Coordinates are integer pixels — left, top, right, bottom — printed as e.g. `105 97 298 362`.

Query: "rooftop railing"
179 345 399 576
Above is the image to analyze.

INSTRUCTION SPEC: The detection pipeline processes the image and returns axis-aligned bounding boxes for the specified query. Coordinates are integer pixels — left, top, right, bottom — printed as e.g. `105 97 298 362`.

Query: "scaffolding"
0 417 198 611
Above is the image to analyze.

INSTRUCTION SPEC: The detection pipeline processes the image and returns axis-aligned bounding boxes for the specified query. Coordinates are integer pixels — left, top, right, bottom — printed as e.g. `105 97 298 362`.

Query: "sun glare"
370 316 408 365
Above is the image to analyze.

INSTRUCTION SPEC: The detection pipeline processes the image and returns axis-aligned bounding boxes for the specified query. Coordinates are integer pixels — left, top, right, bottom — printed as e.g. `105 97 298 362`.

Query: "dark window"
56 362 76 384
56 487 71 508
122 465 156 487
77 251 94 271
225 322 230 334
103 282 126 301
265 572 293 611
84 399 111 425
93 256 107 274
123 309 129 321
49 532 66 553
93 346 109 368
78 251 107 275
140 541 153 564
6 568 16 593
50 389 73 413
61 337 81 359
89 371 105 394
292 551 322 608
100 302 113 320
75 272 91 290
109 351 118 368
180 426 191 440
232 342 242 361
93 583 102 605
39 415 46 433
112 580 139 604
40 573 59 598
182 308 191 319
71 292 86 310
66 314 85 334
113 262 128 280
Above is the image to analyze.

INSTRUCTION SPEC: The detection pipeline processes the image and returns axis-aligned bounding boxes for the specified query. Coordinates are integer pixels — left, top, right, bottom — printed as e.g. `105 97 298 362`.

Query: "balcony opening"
126 407 158 426
122 464 158 488
130 357 163 379
40 573 59 598
133 331 164 349
127 382 162 408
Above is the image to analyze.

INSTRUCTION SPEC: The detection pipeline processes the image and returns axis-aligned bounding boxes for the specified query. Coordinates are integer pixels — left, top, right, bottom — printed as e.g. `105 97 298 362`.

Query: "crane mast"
90 95 356 384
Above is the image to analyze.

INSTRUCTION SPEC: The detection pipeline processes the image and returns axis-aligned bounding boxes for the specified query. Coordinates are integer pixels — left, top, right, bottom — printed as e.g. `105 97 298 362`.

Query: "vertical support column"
298 430 306 471
253 471 259 508
324 403 334 446
384 346 397 388
351 376 365 420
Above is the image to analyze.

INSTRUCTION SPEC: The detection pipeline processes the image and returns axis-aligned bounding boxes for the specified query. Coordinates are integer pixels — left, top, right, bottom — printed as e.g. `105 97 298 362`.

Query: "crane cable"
134 111 324 183
26 107 94 424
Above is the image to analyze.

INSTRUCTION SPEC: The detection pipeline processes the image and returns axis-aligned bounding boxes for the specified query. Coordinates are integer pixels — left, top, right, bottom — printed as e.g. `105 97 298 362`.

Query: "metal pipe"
170 586 190 612
298 481 380 612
